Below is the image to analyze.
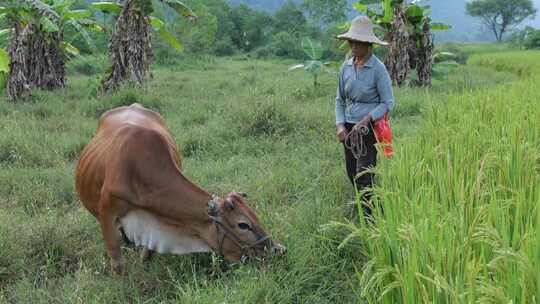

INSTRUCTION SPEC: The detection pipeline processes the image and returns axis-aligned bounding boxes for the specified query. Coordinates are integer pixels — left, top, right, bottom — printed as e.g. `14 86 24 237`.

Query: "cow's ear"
225 198 235 210
207 200 219 216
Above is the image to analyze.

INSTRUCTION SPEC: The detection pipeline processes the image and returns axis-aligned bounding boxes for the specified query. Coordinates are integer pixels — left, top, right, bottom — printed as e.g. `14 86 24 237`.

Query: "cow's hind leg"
98 194 129 274
119 226 134 246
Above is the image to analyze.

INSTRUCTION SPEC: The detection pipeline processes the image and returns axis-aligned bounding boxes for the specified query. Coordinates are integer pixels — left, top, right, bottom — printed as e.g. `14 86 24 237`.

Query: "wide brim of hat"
337 33 389 46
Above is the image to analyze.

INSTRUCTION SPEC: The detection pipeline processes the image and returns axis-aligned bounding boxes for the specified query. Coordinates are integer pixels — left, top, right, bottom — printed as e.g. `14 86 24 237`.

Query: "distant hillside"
228 0 540 42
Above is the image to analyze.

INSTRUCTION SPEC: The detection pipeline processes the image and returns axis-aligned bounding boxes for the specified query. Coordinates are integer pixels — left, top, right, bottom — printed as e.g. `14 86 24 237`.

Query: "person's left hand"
354 115 372 131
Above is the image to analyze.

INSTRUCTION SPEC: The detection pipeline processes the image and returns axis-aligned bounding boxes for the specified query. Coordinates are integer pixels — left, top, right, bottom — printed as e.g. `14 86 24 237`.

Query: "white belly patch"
119 210 211 255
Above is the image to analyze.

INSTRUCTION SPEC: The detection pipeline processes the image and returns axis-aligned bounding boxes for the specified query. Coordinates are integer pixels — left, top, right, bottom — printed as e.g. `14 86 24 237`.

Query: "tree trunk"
32 30 65 91
408 38 418 71
6 23 65 102
7 24 31 102
102 0 153 94
416 21 433 87
384 6 410 87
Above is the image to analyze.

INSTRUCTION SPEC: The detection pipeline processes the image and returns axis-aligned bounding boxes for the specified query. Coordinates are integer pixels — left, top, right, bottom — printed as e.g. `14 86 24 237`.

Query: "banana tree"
353 0 410 86
352 0 394 32
93 0 196 93
405 2 451 86
288 37 334 87
352 0 451 87
0 0 102 102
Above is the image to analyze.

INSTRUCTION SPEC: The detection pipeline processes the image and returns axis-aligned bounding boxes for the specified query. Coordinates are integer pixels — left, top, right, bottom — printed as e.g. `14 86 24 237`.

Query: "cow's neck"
164 174 228 253
141 169 214 222
136 169 226 252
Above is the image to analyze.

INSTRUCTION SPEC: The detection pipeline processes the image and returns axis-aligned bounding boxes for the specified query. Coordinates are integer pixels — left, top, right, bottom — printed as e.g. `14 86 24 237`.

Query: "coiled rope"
344 125 369 171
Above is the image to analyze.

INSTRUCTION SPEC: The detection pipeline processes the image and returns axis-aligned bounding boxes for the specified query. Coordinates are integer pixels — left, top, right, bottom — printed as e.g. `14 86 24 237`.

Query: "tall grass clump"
330 51 540 303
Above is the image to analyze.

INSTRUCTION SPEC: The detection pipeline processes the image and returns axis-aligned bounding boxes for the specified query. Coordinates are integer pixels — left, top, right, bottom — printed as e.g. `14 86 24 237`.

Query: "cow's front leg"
140 247 154 263
98 195 124 274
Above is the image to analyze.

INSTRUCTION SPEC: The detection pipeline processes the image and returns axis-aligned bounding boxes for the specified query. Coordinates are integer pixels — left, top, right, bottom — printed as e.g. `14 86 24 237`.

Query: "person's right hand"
336 124 347 142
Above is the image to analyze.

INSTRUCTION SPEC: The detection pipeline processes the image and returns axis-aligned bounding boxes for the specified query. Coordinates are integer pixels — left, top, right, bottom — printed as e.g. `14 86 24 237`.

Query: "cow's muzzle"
241 238 286 261
269 243 287 256
261 239 286 256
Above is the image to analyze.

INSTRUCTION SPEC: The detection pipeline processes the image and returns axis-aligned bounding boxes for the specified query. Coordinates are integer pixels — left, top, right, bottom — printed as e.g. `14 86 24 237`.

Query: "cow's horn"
225 198 235 210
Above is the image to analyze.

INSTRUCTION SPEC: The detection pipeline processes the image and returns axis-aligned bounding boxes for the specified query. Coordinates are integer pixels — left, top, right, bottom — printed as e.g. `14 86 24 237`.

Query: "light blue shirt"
335 55 395 125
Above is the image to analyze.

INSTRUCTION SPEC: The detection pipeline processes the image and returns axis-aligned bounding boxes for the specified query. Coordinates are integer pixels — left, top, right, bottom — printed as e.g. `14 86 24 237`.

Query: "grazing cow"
75 103 282 272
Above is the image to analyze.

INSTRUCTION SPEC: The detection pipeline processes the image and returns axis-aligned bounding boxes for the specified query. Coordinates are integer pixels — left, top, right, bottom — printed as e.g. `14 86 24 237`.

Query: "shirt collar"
346 54 375 68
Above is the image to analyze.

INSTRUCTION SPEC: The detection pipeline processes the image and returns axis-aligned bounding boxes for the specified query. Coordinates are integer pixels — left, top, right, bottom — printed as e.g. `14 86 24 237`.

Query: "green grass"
0 52 533 303
468 50 540 78
437 42 517 57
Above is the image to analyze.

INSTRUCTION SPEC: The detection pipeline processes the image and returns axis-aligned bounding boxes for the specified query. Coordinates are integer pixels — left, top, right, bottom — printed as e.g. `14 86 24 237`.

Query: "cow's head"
207 192 285 261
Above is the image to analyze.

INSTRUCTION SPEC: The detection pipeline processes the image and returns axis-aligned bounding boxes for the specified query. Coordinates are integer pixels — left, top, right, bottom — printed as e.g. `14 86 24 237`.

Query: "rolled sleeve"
335 69 346 125
370 65 395 120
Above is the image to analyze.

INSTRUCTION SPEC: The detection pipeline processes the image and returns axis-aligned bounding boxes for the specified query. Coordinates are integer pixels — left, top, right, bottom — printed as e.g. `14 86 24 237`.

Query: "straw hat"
337 16 388 46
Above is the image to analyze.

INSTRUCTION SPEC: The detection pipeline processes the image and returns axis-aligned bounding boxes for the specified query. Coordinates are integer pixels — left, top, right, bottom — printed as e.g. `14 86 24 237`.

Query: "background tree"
302 0 347 25
354 0 450 86
183 6 216 53
511 26 540 49
466 0 537 42
162 2 217 54
354 0 410 86
228 4 272 52
97 0 196 94
267 1 313 59
405 4 451 86
385 2 409 86
274 1 306 35
1 0 100 102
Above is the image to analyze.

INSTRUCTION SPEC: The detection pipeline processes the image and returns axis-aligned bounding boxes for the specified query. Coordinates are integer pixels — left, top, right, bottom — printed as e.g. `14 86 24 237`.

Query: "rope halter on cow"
207 195 270 261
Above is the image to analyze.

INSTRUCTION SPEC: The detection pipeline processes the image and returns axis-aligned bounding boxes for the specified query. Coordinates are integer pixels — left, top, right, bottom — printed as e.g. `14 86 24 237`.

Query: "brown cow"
75 103 282 272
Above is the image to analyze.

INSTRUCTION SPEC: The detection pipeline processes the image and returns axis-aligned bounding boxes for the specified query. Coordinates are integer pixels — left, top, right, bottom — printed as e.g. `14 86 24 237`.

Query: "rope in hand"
344 124 369 159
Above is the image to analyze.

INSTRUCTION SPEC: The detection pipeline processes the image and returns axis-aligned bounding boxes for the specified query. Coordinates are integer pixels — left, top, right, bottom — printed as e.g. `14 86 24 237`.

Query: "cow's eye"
238 222 251 230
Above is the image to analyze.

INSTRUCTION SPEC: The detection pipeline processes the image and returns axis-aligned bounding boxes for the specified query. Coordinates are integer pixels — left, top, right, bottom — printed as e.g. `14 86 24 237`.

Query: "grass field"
0 48 537 303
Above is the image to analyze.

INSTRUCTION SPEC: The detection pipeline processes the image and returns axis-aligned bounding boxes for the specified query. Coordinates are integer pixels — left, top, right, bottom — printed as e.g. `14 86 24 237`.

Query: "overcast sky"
525 0 540 27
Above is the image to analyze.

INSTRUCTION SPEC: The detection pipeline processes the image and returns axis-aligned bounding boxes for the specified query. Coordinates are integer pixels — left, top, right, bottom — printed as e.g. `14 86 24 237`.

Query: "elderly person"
335 16 395 220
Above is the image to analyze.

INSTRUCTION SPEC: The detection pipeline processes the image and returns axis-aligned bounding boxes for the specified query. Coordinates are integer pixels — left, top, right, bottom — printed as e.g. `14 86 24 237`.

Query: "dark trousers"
342 123 377 219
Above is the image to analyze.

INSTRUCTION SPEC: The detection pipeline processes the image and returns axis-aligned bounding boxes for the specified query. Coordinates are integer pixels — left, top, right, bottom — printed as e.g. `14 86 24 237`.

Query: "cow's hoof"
111 260 124 274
